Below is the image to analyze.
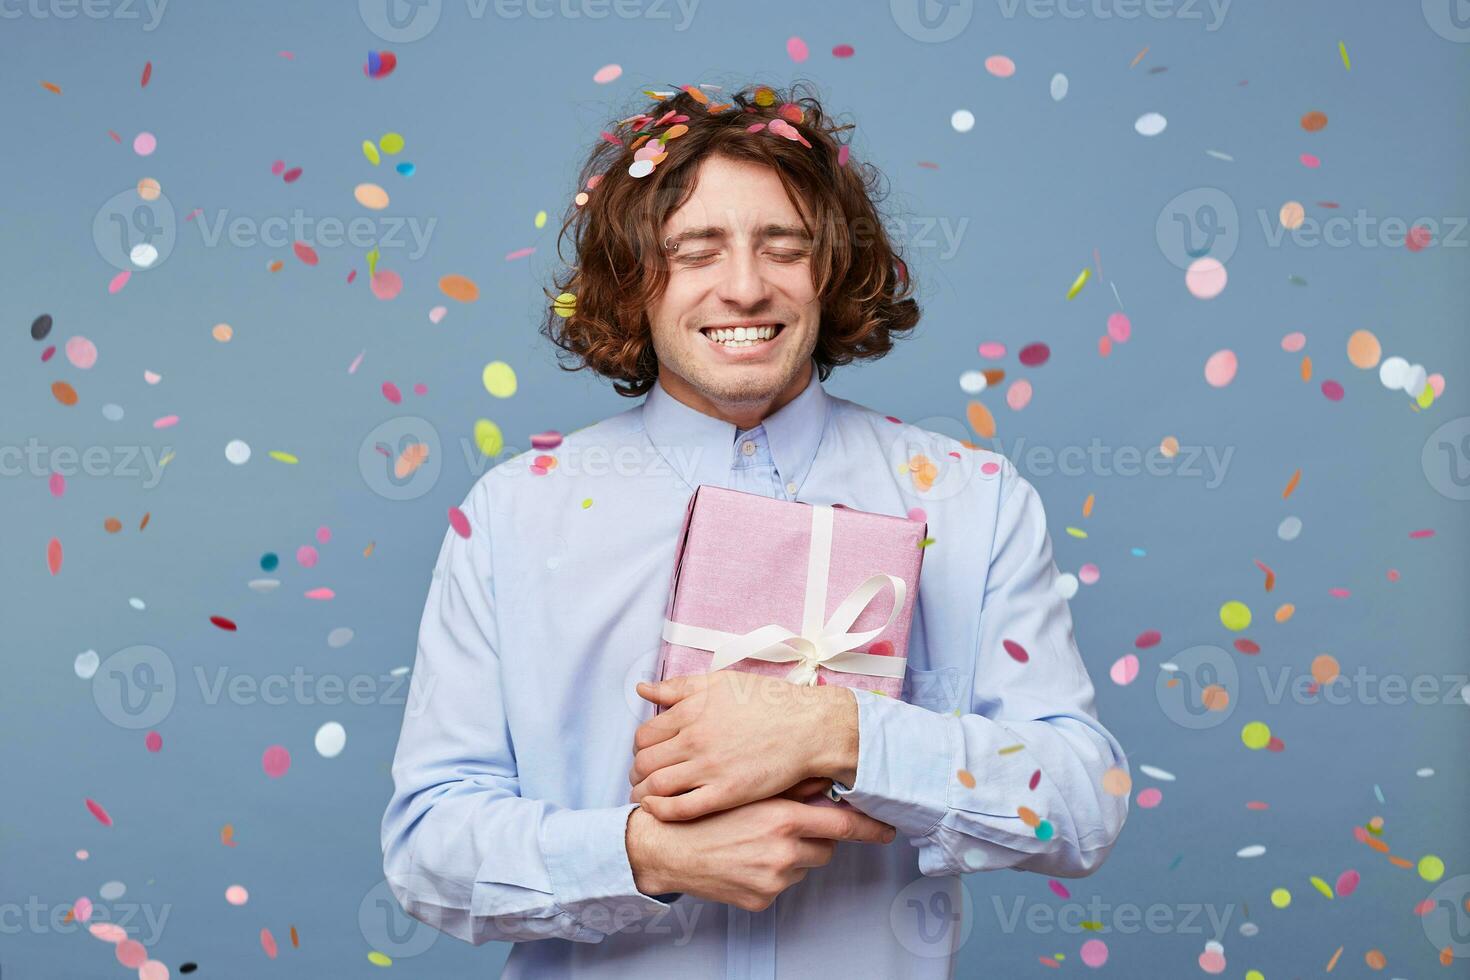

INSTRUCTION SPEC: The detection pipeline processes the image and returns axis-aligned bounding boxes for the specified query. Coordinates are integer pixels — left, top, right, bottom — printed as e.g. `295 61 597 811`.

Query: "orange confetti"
1387 855 1414 869
394 443 430 479
104 517 122 533
1282 468 1301 499
220 823 236 847
1275 603 1295 623
966 400 996 440
438 274 480 303
1364 949 1386 970
1254 559 1275 591
290 925 300 948
41 80 62 94
139 511 150 531
1017 806 1041 828
957 769 976 788
1300 355 1312 381
47 537 63 575
141 61 152 87
1129 46 1149 68
51 380 79 406
1301 110 1329 132
1082 494 1095 518
363 541 376 557
1326 945 1343 971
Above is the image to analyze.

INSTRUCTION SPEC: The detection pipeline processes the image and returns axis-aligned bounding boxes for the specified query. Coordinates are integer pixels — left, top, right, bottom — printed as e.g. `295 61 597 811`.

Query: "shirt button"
741 440 757 456
785 481 798 494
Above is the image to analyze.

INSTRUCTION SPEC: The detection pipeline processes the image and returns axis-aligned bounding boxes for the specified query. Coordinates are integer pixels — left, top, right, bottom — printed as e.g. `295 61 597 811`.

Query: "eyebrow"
664 223 813 248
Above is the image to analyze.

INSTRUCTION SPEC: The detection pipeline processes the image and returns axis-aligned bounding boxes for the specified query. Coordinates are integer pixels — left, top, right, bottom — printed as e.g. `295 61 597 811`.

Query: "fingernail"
883 829 896 842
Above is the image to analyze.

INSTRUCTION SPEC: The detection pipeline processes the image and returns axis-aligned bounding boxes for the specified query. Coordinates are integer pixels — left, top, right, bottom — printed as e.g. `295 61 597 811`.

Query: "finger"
629 733 690 785
790 804 896 844
792 838 837 869
778 777 832 801
640 784 725 822
629 758 703 804
632 710 683 751
635 674 701 707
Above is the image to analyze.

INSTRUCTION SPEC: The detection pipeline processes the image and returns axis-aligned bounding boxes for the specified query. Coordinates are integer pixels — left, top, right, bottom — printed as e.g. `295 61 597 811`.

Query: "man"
381 81 1128 978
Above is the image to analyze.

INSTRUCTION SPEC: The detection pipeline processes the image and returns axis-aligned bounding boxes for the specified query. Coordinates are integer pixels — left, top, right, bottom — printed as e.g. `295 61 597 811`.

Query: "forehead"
661 155 806 233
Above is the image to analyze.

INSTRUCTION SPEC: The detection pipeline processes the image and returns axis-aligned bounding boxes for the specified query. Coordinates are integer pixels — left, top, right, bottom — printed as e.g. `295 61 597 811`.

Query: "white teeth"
704 324 778 347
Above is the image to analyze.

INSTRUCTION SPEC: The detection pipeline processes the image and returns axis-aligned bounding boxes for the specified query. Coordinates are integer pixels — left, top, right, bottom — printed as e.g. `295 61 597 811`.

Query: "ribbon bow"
661 503 907 687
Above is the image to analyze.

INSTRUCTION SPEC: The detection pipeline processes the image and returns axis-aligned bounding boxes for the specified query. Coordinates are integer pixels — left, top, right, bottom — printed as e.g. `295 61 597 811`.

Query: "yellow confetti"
379 132 405 155
535 210 548 229
1339 40 1350 70
917 537 935 549
1065 527 1087 539
268 451 298 464
1309 875 1334 899
1066 267 1091 300
1269 887 1291 908
581 498 593 509
367 950 393 967
482 361 518 398
362 140 380 165
552 292 576 317
473 419 503 458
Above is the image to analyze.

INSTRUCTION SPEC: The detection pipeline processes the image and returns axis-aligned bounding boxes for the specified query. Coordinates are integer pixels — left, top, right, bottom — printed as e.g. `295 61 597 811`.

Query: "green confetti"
1339 40 1350 70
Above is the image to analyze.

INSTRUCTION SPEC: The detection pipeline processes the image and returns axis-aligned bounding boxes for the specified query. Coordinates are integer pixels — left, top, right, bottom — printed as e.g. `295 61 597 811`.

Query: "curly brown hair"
539 79 920 398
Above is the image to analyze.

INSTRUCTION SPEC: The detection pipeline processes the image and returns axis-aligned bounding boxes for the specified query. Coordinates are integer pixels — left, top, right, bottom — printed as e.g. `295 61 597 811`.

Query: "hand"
625 797 895 912
629 671 858 821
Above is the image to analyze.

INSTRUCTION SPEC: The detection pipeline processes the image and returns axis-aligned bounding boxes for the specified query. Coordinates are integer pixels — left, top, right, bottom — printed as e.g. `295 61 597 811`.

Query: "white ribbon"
661 502 907 686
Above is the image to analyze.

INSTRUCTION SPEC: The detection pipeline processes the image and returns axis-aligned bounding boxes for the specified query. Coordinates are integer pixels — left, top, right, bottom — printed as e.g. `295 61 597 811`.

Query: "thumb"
635 676 687 705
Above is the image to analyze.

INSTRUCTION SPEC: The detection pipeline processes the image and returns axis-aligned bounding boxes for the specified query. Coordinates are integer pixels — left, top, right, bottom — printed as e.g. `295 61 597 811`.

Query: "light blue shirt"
381 361 1129 978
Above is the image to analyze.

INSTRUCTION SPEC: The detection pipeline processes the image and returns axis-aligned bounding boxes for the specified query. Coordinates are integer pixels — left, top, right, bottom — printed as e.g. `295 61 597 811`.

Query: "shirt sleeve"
380 477 675 945
831 463 1130 879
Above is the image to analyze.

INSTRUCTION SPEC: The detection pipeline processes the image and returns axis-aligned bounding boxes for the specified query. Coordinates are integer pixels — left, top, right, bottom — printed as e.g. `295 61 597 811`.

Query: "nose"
714 245 773 309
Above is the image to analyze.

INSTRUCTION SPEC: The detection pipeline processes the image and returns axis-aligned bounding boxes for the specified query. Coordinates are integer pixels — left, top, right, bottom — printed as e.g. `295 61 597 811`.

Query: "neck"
658 360 813 430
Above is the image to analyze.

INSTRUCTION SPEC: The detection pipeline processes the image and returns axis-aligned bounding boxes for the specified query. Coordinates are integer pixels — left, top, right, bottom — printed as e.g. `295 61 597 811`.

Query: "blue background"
3 0 1469 976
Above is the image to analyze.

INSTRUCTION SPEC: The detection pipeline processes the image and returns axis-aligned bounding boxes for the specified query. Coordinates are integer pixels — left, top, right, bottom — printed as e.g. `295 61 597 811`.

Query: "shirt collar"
640 359 832 494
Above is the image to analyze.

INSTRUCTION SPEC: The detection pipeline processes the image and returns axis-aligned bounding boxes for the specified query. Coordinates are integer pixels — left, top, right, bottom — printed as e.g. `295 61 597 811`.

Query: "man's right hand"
626 796 896 912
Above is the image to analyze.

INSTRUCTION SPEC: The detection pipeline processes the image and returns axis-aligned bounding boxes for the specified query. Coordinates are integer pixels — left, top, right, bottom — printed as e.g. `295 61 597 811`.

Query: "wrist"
814 685 859 787
626 806 671 896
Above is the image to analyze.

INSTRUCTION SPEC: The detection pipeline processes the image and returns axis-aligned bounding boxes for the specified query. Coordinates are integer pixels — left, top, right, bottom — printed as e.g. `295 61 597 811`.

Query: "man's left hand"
629 671 858 821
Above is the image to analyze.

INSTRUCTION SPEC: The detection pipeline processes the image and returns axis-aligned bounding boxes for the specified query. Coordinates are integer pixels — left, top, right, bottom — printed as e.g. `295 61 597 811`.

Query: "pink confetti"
1047 880 1071 899
832 44 855 58
1005 379 1033 411
1002 639 1029 663
1078 563 1100 585
1136 787 1163 808
116 939 148 968
593 63 622 84
1204 349 1238 387
225 884 249 905
1409 528 1435 539
270 160 285 175
382 381 403 404
316 525 331 543
1281 331 1306 352
412 382 427 395
504 246 536 261
153 415 179 429
304 587 335 600
1080 938 1108 968
1336 869 1360 896
1135 630 1161 649
531 431 563 450
293 241 318 265
90 922 127 942
145 731 162 752
261 745 291 778
984 54 1016 78
786 35 809 62
85 797 113 826
66 335 98 369
370 269 402 300
348 350 365 374
49 472 66 497
282 166 303 183
1109 654 1139 686
296 545 318 568
448 506 471 539
133 132 156 156
261 927 279 959
1300 152 1321 168
1106 312 1131 343
978 341 1006 359
1328 587 1351 598
428 305 447 323
1406 225 1433 252
1321 379 1344 401
73 896 93 922
837 144 850 167
108 270 131 294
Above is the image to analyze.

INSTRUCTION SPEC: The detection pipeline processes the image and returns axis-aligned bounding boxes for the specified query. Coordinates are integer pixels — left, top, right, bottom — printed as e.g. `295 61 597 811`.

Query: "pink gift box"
654 485 928 805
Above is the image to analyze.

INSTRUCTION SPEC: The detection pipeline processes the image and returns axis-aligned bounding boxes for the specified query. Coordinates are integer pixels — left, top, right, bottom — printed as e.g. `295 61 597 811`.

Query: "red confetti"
140 61 152 87
282 166 303 183
1253 559 1276 591
1002 639 1029 663
1029 769 1042 790
209 615 238 632
47 537 63 575
292 241 319 265
85 798 113 826
382 381 403 405
261 927 278 958
1233 638 1261 655
1408 528 1435 539
1018 343 1051 367
832 44 855 58
1134 630 1161 649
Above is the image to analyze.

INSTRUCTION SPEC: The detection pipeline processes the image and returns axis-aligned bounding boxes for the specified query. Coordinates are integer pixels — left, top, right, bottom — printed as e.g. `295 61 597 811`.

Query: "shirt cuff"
829 688 957 839
539 803 676 939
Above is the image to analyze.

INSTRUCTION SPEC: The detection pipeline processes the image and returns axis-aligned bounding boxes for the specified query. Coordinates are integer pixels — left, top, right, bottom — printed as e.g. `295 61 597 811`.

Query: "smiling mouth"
699 323 785 349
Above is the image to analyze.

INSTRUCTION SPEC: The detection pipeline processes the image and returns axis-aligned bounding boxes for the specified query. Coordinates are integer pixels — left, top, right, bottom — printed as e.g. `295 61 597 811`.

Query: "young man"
381 82 1128 978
